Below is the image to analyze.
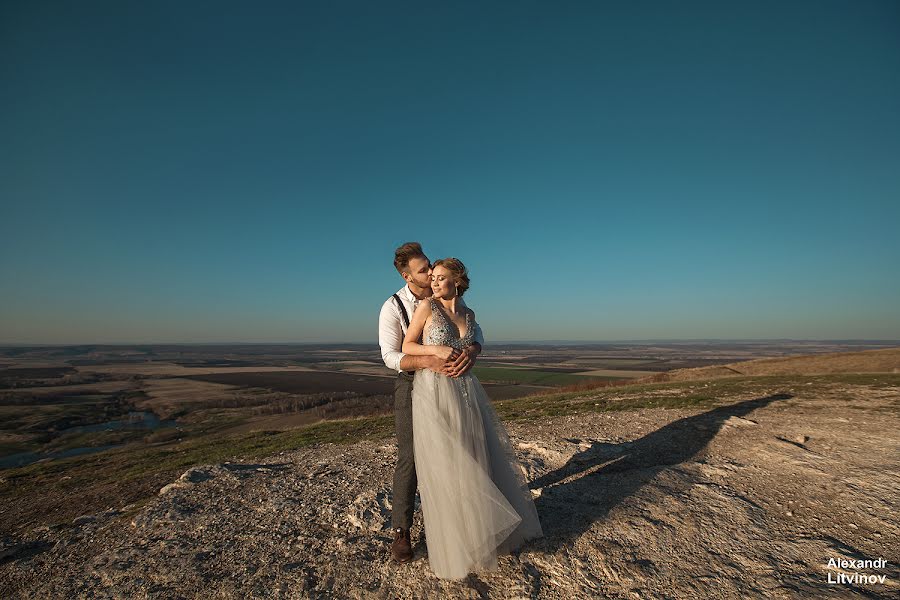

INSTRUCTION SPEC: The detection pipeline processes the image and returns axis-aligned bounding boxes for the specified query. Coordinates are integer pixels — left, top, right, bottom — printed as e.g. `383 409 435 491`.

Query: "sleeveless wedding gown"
412 299 543 580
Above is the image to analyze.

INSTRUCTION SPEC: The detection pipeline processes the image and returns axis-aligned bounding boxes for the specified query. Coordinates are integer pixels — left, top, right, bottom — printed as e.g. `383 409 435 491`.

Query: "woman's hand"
433 345 461 361
443 345 478 378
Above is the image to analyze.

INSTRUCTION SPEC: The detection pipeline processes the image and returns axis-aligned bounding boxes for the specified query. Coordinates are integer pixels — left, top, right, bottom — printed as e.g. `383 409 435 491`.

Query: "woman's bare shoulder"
414 298 433 314
411 299 435 324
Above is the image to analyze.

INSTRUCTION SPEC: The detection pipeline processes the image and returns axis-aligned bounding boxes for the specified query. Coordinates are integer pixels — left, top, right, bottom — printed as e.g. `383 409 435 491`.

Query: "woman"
401 257 543 580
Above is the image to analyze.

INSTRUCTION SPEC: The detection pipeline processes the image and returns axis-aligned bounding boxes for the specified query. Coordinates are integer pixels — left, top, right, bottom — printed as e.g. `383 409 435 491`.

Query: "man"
378 242 483 562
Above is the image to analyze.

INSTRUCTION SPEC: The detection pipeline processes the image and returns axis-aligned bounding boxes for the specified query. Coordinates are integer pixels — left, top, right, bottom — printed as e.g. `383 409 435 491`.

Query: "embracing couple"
377 242 543 580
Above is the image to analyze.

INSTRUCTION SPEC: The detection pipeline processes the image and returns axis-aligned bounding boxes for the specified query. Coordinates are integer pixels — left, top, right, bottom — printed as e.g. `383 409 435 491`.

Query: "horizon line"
2 338 900 348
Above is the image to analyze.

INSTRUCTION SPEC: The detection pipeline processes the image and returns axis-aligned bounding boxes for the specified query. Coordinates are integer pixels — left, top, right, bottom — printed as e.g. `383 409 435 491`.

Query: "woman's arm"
402 301 459 361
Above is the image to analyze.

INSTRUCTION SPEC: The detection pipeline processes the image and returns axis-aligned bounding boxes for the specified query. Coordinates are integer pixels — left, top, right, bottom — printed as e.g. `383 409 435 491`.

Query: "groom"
378 241 484 562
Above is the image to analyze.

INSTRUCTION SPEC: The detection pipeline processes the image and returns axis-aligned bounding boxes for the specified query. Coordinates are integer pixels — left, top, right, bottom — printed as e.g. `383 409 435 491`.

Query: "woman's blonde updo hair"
432 257 470 297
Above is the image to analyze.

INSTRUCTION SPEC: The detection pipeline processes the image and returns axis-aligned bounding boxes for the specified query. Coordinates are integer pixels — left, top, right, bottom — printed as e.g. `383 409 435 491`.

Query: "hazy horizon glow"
2 339 900 348
2 1 899 344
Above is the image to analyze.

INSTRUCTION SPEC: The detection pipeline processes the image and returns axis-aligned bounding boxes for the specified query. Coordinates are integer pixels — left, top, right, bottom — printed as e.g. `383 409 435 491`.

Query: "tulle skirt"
412 369 543 580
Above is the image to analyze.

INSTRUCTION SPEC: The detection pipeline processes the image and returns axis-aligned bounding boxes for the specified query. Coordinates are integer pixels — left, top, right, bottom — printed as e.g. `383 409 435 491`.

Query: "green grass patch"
122 415 395 479
41 429 147 452
3 415 395 489
494 390 722 421
0 441 34 456
472 366 616 386
494 372 900 421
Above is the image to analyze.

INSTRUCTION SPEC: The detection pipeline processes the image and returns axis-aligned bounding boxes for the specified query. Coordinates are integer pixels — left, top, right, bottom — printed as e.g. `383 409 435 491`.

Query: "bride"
401 257 543 580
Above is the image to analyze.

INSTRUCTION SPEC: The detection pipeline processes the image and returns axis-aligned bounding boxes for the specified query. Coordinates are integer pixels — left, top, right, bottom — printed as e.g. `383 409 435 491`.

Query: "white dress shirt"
378 284 485 373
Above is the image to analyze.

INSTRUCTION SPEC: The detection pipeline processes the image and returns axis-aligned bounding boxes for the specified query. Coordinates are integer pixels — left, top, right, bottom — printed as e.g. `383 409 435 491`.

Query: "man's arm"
399 354 444 371
379 299 445 373
473 320 484 349
378 300 407 372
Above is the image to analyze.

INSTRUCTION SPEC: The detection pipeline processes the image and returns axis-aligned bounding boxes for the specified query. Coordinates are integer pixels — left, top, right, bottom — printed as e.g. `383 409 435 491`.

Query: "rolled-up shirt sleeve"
378 300 405 372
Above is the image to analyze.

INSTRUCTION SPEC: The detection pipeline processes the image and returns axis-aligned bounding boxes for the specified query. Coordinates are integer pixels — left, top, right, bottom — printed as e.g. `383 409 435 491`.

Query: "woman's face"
430 265 456 299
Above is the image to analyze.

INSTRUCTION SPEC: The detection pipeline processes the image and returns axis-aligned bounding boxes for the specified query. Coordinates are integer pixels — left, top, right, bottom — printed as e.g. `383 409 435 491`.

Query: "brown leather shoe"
391 527 413 563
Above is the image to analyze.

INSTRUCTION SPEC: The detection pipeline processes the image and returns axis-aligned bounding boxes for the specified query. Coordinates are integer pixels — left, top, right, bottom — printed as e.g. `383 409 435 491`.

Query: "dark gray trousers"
392 371 417 529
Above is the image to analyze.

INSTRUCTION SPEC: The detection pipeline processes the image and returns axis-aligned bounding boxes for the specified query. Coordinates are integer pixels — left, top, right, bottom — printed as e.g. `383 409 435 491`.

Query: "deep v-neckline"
431 299 470 340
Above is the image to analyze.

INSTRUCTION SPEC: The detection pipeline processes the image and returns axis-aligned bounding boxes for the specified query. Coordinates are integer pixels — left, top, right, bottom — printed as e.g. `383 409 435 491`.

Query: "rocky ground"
1 380 898 599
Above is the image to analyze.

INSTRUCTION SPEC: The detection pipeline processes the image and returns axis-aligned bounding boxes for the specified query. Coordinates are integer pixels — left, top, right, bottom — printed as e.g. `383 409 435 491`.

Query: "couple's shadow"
528 393 792 552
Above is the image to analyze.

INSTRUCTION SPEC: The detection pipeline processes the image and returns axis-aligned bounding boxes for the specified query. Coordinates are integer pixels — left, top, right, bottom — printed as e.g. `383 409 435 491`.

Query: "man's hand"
442 344 480 378
432 345 462 362
425 355 448 374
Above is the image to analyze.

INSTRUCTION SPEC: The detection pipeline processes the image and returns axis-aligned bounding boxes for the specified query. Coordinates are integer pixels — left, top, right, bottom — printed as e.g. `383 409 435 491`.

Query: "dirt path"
1 382 897 598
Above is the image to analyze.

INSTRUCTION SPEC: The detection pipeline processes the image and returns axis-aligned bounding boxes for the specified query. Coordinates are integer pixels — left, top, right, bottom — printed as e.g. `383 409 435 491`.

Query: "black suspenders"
392 293 410 329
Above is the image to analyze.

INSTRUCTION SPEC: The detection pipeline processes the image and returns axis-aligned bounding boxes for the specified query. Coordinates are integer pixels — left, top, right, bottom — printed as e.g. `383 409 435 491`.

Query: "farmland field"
183 369 553 402
3 340 894 472
183 370 395 396
472 366 619 386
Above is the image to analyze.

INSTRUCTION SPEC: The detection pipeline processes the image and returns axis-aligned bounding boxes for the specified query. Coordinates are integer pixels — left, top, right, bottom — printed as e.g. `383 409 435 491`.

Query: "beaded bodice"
423 299 475 350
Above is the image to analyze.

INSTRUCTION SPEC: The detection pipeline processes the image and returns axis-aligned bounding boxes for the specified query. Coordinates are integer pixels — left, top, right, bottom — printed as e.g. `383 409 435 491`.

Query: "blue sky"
1 1 898 344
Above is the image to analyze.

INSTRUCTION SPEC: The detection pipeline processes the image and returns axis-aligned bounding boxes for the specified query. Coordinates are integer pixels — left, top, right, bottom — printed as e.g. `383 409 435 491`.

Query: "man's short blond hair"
393 242 427 274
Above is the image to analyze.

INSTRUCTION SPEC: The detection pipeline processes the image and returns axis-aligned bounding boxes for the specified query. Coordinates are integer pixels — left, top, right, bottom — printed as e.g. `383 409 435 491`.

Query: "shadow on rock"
0 539 55 565
221 462 292 472
531 393 792 552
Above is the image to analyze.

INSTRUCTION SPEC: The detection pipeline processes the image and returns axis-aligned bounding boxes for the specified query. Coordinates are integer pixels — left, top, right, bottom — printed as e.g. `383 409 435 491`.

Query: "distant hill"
648 346 900 383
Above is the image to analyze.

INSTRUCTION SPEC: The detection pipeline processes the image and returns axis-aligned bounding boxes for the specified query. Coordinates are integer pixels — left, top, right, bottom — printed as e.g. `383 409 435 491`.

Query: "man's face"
404 256 432 290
